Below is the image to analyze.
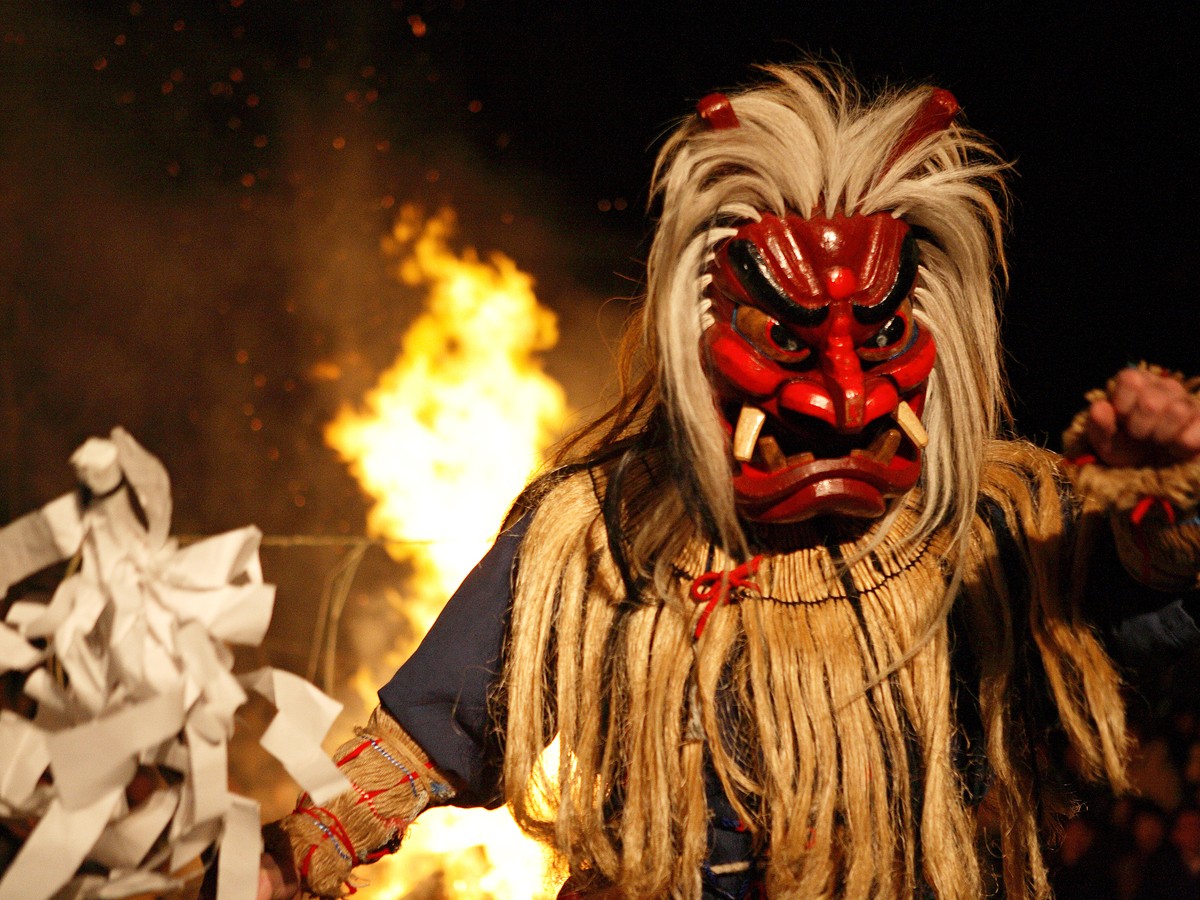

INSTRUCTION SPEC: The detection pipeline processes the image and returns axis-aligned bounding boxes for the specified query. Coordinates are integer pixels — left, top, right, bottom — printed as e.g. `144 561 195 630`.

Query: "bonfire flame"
326 206 569 899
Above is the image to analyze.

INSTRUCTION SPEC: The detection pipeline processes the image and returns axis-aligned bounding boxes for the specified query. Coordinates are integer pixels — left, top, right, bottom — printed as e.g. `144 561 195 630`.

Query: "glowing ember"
326 205 569 899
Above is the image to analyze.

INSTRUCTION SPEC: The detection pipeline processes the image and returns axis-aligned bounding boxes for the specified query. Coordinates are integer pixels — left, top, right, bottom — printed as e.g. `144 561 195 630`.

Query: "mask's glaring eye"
858 301 918 363
733 305 811 365
727 238 829 327
770 322 803 353
871 316 904 348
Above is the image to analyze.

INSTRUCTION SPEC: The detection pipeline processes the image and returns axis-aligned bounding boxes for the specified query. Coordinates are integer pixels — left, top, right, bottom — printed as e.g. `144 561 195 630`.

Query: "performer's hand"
257 821 300 900
200 822 299 900
1086 368 1200 467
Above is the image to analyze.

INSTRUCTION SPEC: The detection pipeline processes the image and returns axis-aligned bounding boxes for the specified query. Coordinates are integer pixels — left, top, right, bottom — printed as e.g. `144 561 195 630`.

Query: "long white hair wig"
646 63 1011 554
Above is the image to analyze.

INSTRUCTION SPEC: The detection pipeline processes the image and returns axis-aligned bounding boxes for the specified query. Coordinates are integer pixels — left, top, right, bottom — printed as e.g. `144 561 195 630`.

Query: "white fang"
894 400 929 449
732 405 767 462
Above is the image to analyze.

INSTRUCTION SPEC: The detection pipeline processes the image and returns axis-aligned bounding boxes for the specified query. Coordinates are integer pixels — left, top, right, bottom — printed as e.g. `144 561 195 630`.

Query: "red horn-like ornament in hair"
882 87 959 173
696 93 740 130
696 87 956 148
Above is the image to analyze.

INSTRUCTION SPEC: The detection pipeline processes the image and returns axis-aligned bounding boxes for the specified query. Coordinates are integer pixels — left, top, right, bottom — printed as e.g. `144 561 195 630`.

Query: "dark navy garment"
1084 515 1200 669
378 511 1200 894
378 515 530 808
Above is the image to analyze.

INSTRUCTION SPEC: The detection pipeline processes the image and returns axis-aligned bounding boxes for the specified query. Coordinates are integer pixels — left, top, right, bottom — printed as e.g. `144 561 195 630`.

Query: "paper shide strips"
0 428 349 900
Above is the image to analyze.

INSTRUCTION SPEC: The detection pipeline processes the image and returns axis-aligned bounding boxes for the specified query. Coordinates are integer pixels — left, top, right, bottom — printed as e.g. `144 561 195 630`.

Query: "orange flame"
326 205 569 899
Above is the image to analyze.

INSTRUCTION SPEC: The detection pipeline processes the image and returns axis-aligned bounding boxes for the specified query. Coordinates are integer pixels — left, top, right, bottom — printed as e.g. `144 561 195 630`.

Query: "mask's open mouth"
725 398 928 520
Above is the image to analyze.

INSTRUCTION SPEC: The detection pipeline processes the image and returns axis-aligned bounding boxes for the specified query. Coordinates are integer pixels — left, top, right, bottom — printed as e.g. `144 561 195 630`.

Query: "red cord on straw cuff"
299 844 318 880
349 781 410 829
1127 496 1177 583
299 806 358 865
1131 496 1176 527
336 741 374 766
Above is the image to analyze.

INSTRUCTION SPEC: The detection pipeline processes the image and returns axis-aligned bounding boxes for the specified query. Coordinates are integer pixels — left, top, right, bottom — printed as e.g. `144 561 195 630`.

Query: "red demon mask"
704 211 935 523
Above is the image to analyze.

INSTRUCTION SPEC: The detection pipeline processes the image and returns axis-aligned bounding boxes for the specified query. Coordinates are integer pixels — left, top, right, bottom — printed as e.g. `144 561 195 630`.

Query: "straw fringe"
501 439 1128 899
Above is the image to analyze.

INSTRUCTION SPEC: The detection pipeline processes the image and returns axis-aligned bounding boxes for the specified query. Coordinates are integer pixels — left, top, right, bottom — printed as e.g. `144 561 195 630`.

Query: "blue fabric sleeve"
1084 515 1200 669
1107 598 1200 668
377 515 529 808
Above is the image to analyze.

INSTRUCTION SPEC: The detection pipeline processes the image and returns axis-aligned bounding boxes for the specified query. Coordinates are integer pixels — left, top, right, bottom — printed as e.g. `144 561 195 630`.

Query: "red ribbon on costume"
696 92 740 130
1131 496 1177 527
299 805 358 865
689 555 763 639
298 844 318 880
294 796 367 895
1129 495 1177 583
328 740 400 829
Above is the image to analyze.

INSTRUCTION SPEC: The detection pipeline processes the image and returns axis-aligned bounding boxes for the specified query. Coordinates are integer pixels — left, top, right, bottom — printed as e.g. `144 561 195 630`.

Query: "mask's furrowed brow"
726 239 829 327
853 231 919 325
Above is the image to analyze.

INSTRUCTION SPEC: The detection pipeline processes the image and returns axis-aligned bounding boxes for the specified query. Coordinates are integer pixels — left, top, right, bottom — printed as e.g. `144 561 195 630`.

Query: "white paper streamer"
0 621 43 673
0 428 349 899
216 795 264 900
242 668 351 804
94 869 185 900
0 788 124 900
0 710 49 813
47 687 185 811
89 786 181 870
0 493 81 600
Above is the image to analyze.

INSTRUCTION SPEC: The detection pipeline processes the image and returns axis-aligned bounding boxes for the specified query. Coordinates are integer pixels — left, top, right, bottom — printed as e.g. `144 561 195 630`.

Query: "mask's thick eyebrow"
853 231 918 325
726 239 829 327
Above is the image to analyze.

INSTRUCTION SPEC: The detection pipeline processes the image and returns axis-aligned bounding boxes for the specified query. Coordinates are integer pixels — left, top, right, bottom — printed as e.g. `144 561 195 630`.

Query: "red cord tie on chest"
690 555 763 638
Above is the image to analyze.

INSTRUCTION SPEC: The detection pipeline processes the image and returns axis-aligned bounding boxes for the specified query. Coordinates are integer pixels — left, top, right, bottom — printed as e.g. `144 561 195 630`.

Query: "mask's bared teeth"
868 427 902 465
756 436 789 471
893 400 929 449
732 405 767 463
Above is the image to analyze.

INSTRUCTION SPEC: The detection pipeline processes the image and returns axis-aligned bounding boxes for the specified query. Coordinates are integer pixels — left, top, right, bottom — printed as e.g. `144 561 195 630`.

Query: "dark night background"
0 1 1196 545
0 0 1198 886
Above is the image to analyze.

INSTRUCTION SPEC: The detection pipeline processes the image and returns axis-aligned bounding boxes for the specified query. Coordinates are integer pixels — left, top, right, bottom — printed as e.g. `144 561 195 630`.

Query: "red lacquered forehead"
711 212 911 320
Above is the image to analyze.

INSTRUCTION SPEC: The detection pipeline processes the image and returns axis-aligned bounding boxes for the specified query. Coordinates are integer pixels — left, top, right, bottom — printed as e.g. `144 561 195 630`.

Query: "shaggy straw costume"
502 441 1144 900
277 65 1200 898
